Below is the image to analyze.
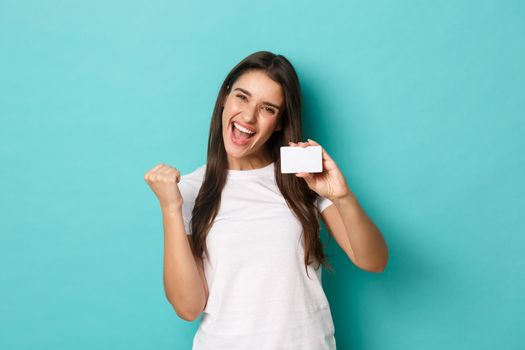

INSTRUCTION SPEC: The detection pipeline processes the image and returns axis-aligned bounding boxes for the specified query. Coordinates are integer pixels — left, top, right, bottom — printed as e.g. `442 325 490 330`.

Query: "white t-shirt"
178 161 337 350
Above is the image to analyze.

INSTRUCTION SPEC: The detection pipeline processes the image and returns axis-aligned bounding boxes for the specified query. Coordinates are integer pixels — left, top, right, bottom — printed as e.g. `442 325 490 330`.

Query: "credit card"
280 145 323 173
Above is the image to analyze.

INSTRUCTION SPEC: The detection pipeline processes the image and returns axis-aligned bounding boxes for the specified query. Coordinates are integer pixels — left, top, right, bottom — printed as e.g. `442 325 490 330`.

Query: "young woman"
144 51 388 349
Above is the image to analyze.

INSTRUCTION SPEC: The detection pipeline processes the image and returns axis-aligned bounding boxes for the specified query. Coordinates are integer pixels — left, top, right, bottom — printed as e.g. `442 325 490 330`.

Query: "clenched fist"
144 163 184 209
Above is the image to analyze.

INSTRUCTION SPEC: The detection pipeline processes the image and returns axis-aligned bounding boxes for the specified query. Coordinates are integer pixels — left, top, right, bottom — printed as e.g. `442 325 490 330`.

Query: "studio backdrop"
1 1 523 349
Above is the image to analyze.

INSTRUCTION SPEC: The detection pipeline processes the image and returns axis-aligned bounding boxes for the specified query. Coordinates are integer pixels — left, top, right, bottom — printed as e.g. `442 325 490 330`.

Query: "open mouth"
231 121 256 140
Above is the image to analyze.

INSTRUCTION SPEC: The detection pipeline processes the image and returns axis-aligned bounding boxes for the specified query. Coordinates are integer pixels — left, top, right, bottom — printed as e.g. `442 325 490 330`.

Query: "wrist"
331 192 358 206
160 202 182 216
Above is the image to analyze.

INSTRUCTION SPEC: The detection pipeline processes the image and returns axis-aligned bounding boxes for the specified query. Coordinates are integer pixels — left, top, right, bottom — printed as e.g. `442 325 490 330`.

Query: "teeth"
233 122 255 134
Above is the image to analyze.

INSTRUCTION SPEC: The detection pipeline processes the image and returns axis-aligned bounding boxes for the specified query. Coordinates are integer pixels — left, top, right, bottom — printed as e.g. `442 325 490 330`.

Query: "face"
221 70 284 166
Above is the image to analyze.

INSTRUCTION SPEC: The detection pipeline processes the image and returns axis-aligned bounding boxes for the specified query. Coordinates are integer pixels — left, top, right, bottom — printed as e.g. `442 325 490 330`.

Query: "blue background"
1 1 524 349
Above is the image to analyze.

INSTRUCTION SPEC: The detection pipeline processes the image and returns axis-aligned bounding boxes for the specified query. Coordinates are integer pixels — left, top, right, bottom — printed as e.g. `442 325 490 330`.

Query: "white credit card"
280 145 323 173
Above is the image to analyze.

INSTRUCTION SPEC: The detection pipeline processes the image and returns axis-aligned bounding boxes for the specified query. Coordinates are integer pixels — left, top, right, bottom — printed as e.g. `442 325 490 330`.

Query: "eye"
263 106 276 114
236 94 247 100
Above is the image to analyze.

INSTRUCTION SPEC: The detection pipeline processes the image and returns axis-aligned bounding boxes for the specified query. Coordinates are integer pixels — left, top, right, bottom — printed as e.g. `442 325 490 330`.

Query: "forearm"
161 205 206 320
332 193 388 272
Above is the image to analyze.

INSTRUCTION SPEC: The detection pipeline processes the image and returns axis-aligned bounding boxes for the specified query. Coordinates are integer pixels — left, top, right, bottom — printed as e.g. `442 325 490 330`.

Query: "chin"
222 139 239 155
225 146 246 157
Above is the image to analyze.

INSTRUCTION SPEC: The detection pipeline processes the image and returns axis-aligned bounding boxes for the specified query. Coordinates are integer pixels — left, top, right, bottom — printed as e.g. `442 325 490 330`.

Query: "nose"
241 103 259 123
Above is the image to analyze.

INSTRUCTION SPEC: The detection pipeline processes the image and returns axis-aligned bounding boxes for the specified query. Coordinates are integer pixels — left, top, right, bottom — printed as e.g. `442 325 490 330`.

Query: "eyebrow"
233 88 282 111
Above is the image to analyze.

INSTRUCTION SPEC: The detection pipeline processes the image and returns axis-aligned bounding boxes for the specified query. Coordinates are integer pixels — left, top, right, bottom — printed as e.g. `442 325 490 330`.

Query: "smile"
231 122 256 146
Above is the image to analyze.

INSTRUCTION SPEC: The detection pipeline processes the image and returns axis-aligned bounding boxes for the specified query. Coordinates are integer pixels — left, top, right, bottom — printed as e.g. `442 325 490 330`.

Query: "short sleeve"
176 164 205 235
315 195 334 213
177 176 196 235
181 200 193 235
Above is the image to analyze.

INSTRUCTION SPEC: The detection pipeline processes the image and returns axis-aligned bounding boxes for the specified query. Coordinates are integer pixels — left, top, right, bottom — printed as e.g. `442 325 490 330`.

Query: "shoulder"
180 163 206 183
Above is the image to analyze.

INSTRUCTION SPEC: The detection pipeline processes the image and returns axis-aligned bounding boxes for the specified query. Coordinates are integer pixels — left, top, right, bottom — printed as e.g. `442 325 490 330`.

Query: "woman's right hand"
144 163 183 209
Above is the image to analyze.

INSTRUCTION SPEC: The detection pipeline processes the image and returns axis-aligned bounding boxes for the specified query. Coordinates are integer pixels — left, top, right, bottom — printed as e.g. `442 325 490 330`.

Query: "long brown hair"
189 51 333 278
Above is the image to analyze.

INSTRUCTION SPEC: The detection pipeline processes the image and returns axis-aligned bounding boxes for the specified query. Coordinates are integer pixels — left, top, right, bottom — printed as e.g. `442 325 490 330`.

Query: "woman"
144 51 389 349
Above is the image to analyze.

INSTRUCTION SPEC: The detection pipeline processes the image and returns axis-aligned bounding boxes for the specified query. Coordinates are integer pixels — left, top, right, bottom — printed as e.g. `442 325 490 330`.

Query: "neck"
227 153 273 171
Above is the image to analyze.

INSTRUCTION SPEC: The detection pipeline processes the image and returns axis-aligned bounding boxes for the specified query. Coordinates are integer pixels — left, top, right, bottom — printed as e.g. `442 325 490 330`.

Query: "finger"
169 173 181 183
145 163 163 176
159 165 175 174
307 138 319 146
296 172 315 184
166 168 181 181
295 171 312 177
144 163 164 181
307 138 335 162
166 167 180 175
154 163 169 174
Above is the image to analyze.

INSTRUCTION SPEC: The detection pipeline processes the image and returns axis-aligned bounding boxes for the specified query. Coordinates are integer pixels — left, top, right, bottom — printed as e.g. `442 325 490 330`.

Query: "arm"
290 139 389 273
324 194 388 272
161 204 208 321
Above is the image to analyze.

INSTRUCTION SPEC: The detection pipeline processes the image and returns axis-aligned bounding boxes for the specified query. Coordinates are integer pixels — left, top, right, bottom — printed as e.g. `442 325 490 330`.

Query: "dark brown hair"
189 50 333 278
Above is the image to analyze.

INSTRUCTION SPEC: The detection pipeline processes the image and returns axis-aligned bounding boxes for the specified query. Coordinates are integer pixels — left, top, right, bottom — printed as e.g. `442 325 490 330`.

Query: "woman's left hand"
289 139 353 200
